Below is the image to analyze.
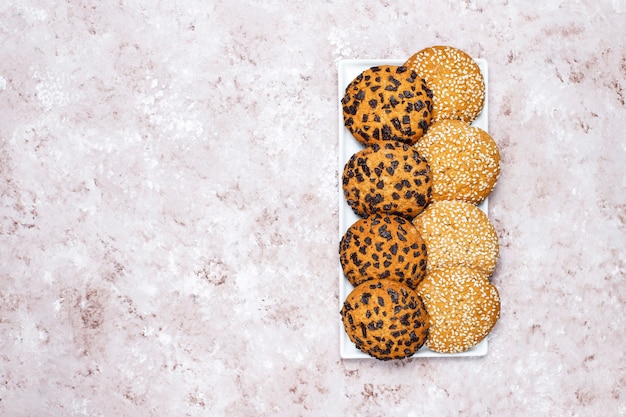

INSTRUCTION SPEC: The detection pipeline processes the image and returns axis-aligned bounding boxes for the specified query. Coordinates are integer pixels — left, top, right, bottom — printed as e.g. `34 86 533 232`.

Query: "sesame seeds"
404 45 485 123
412 200 499 276
414 119 500 204
417 266 500 353
340 47 502 358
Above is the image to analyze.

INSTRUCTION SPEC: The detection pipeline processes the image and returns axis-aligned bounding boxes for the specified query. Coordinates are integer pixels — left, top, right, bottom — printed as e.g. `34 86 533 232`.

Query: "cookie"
412 200 499 276
342 141 432 218
341 279 430 360
414 119 500 204
404 45 485 123
417 266 500 353
341 65 433 146
339 214 427 289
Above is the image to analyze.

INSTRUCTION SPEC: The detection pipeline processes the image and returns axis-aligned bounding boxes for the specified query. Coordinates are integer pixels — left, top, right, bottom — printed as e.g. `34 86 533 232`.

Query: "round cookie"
341 65 433 146
412 200 499 276
342 141 432 218
404 45 485 123
414 119 500 204
341 279 430 360
417 266 500 353
339 214 428 289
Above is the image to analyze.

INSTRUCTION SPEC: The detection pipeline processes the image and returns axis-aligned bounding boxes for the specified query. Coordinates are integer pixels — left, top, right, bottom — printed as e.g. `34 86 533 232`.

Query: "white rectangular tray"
338 58 489 359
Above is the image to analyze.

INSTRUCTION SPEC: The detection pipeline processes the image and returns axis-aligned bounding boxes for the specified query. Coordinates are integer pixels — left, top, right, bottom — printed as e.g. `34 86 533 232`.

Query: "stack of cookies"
339 45 502 360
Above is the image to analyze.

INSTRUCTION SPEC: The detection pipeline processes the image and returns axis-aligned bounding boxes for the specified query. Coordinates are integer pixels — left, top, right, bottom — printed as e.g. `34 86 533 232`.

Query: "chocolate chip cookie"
341 279 430 360
339 213 428 289
342 141 432 218
342 65 433 145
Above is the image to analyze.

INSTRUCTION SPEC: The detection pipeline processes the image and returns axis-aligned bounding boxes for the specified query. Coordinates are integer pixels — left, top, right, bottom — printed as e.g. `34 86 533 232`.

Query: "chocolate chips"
378 225 392 240
388 288 399 303
342 65 433 146
381 125 392 140
385 76 401 92
339 213 429 291
340 279 430 360
361 292 372 305
342 142 432 219
340 66 441 360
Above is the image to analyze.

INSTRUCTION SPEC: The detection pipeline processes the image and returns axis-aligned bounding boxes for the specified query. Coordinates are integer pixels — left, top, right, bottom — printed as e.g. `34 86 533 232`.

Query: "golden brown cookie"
412 200 499 277
404 45 485 123
341 65 433 145
339 213 428 289
342 141 432 218
414 119 500 204
341 279 430 360
417 266 500 353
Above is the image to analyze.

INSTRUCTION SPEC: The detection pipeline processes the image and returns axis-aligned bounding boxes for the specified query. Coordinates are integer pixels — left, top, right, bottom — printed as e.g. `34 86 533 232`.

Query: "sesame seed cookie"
412 200 499 277
341 65 433 146
417 266 500 354
414 119 500 204
404 45 485 123
339 214 428 289
342 141 432 218
341 279 430 360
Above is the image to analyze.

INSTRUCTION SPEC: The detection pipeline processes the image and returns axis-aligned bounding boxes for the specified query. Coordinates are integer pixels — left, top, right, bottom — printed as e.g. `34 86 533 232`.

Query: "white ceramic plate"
338 58 489 359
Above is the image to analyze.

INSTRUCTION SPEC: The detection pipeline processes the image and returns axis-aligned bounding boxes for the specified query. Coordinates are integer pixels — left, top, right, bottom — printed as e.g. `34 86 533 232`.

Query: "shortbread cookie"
404 46 485 123
341 279 430 360
412 200 499 276
417 266 500 353
414 119 500 204
342 141 432 218
339 214 428 289
341 65 433 145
